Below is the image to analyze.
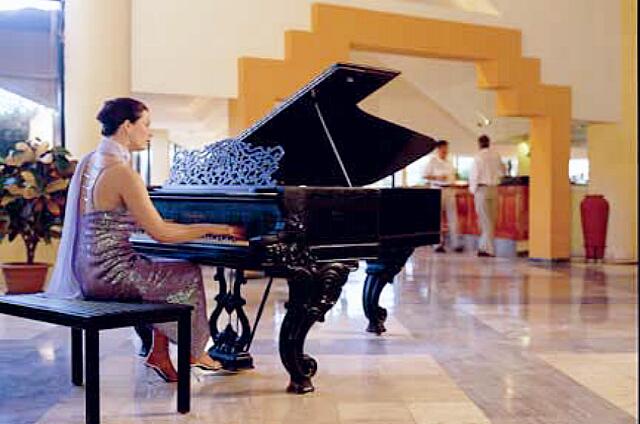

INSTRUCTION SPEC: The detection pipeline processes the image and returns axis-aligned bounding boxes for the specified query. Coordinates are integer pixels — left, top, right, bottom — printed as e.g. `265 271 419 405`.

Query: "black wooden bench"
0 294 192 424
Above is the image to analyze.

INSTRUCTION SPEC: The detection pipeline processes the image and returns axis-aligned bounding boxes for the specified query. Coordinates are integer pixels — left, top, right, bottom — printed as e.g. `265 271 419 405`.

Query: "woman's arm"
104 164 241 243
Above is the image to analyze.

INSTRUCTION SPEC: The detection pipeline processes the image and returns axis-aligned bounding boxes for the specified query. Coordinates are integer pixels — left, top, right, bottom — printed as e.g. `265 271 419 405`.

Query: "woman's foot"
145 329 178 383
434 244 447 253
191 353 223 371
145 355 179 382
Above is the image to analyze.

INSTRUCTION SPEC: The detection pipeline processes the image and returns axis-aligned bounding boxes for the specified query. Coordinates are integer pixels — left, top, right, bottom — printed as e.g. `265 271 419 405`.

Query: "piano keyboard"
129 232 250 247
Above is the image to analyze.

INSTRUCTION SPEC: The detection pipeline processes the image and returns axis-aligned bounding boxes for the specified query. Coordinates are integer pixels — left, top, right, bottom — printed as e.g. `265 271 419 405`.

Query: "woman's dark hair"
436 139 449 148
96 98 148 136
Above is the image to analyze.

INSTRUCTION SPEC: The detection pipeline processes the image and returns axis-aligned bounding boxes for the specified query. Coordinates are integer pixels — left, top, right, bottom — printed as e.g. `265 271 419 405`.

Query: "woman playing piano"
47 97 243 382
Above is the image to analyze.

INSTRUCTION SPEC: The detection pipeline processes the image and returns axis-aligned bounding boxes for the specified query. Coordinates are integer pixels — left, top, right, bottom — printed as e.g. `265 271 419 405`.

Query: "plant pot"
0 263 50 294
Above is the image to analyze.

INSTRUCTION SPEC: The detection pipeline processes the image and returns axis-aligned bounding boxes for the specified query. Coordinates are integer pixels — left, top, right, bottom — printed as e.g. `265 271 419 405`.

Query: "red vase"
580 195 609 260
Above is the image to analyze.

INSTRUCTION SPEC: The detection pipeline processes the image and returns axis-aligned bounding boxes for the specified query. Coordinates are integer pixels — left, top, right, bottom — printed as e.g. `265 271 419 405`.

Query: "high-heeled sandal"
190 359 224 372
144 360 179 383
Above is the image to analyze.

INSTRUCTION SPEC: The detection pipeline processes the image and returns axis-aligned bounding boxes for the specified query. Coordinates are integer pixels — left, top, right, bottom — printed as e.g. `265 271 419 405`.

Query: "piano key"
129 232 250 247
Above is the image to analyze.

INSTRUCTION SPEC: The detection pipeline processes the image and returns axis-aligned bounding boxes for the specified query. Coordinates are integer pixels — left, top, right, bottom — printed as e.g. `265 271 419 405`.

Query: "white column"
64 0 131 158
150 129 172 186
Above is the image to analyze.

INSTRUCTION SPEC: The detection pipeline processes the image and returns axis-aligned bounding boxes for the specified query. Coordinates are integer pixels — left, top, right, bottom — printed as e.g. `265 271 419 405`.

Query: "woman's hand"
227 225 245 240
200 224 245 240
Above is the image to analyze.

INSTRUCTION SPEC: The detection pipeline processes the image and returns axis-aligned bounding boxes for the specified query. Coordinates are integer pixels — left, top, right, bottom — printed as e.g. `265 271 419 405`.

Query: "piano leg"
207 267 254 370
279 262 350 394
363 248 414 335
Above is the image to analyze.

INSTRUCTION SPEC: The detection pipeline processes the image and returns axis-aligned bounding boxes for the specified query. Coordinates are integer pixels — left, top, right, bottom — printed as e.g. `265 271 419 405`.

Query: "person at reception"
468 134 506 257
423 140 463 253
46 98 244 382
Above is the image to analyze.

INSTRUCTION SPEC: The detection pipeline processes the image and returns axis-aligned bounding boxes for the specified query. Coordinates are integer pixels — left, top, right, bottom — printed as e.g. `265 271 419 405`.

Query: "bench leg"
85 329 100 424
177 313 191 414
71 328 83 386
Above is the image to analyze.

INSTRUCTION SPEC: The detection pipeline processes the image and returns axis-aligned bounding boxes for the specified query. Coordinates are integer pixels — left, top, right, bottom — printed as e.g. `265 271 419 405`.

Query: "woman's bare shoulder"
98 163 143 192
101 162 137 178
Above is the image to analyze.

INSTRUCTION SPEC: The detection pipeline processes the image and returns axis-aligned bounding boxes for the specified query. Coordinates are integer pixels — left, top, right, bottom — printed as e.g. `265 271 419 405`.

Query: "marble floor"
0 250 637 423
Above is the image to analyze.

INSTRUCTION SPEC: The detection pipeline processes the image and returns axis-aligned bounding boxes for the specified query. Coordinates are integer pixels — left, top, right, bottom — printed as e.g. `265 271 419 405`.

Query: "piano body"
132 63 441 393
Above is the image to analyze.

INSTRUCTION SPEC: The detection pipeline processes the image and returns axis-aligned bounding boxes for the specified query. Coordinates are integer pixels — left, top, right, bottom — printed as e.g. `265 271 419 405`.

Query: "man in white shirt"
423 140 463 253
469 135 506 257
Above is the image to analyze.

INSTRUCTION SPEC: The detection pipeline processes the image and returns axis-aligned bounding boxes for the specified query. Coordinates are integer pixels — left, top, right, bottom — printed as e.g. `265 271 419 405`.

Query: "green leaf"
54 156 71 172
20 170 38 187
51 146 70 156
0 139 75 256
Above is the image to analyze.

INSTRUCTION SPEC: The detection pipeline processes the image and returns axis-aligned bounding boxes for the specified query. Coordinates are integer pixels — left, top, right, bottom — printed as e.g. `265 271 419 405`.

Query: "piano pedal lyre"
207 267 274 371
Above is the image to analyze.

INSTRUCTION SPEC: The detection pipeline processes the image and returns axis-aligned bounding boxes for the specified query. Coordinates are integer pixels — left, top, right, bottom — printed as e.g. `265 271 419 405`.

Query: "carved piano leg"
363 248 414 335
279 263 350 394
207 267 254 370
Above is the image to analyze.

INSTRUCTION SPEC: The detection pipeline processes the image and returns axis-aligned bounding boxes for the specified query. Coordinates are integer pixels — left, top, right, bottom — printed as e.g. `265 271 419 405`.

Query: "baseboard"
528 257 571 266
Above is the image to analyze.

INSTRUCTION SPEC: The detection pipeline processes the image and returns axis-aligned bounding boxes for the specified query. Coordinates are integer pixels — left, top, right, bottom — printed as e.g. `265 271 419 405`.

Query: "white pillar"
150 129 172 186
64 0 131 158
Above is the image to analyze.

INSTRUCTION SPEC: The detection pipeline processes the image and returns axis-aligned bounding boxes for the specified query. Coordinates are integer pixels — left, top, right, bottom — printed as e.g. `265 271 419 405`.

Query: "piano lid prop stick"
312 97 353 187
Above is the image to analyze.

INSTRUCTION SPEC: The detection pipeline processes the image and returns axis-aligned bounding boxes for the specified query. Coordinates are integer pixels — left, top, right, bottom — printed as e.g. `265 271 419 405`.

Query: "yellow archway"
229 4 571 260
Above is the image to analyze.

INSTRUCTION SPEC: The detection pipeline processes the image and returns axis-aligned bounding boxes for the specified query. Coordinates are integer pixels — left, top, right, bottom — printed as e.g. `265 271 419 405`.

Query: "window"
0 0 63 156
569 158 589 185
454 155 474 180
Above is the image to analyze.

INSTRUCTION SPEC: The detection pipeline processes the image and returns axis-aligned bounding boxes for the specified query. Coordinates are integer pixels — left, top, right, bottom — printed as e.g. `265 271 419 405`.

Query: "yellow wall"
132 0 620 123
227 4 571 260
3 2 627 266
128 1 627 260
586 0 637 262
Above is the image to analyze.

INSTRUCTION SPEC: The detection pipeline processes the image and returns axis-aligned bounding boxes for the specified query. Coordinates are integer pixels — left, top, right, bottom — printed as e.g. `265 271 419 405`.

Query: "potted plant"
0 139 75 294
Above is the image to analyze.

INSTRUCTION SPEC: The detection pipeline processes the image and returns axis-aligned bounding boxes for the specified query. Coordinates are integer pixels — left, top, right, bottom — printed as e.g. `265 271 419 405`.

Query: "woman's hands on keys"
226 225 245 240
200 224 245 240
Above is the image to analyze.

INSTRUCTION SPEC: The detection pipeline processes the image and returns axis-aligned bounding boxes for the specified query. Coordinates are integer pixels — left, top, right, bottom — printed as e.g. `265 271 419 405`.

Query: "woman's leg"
193 352 223 370
137 259 213 359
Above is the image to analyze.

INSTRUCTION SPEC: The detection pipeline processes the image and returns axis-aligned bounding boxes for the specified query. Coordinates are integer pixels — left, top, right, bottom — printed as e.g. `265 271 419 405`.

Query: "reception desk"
442 184 529 250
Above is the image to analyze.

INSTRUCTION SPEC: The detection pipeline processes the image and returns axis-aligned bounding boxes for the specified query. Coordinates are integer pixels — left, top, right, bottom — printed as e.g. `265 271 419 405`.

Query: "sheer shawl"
46 138 131 298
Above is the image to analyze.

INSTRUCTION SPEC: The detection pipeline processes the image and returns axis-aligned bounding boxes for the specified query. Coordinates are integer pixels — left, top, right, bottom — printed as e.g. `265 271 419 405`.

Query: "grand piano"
132 63 441 393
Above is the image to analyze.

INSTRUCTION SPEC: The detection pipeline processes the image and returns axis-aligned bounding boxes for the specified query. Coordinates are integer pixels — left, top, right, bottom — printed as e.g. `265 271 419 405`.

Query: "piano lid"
236 63 437 187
